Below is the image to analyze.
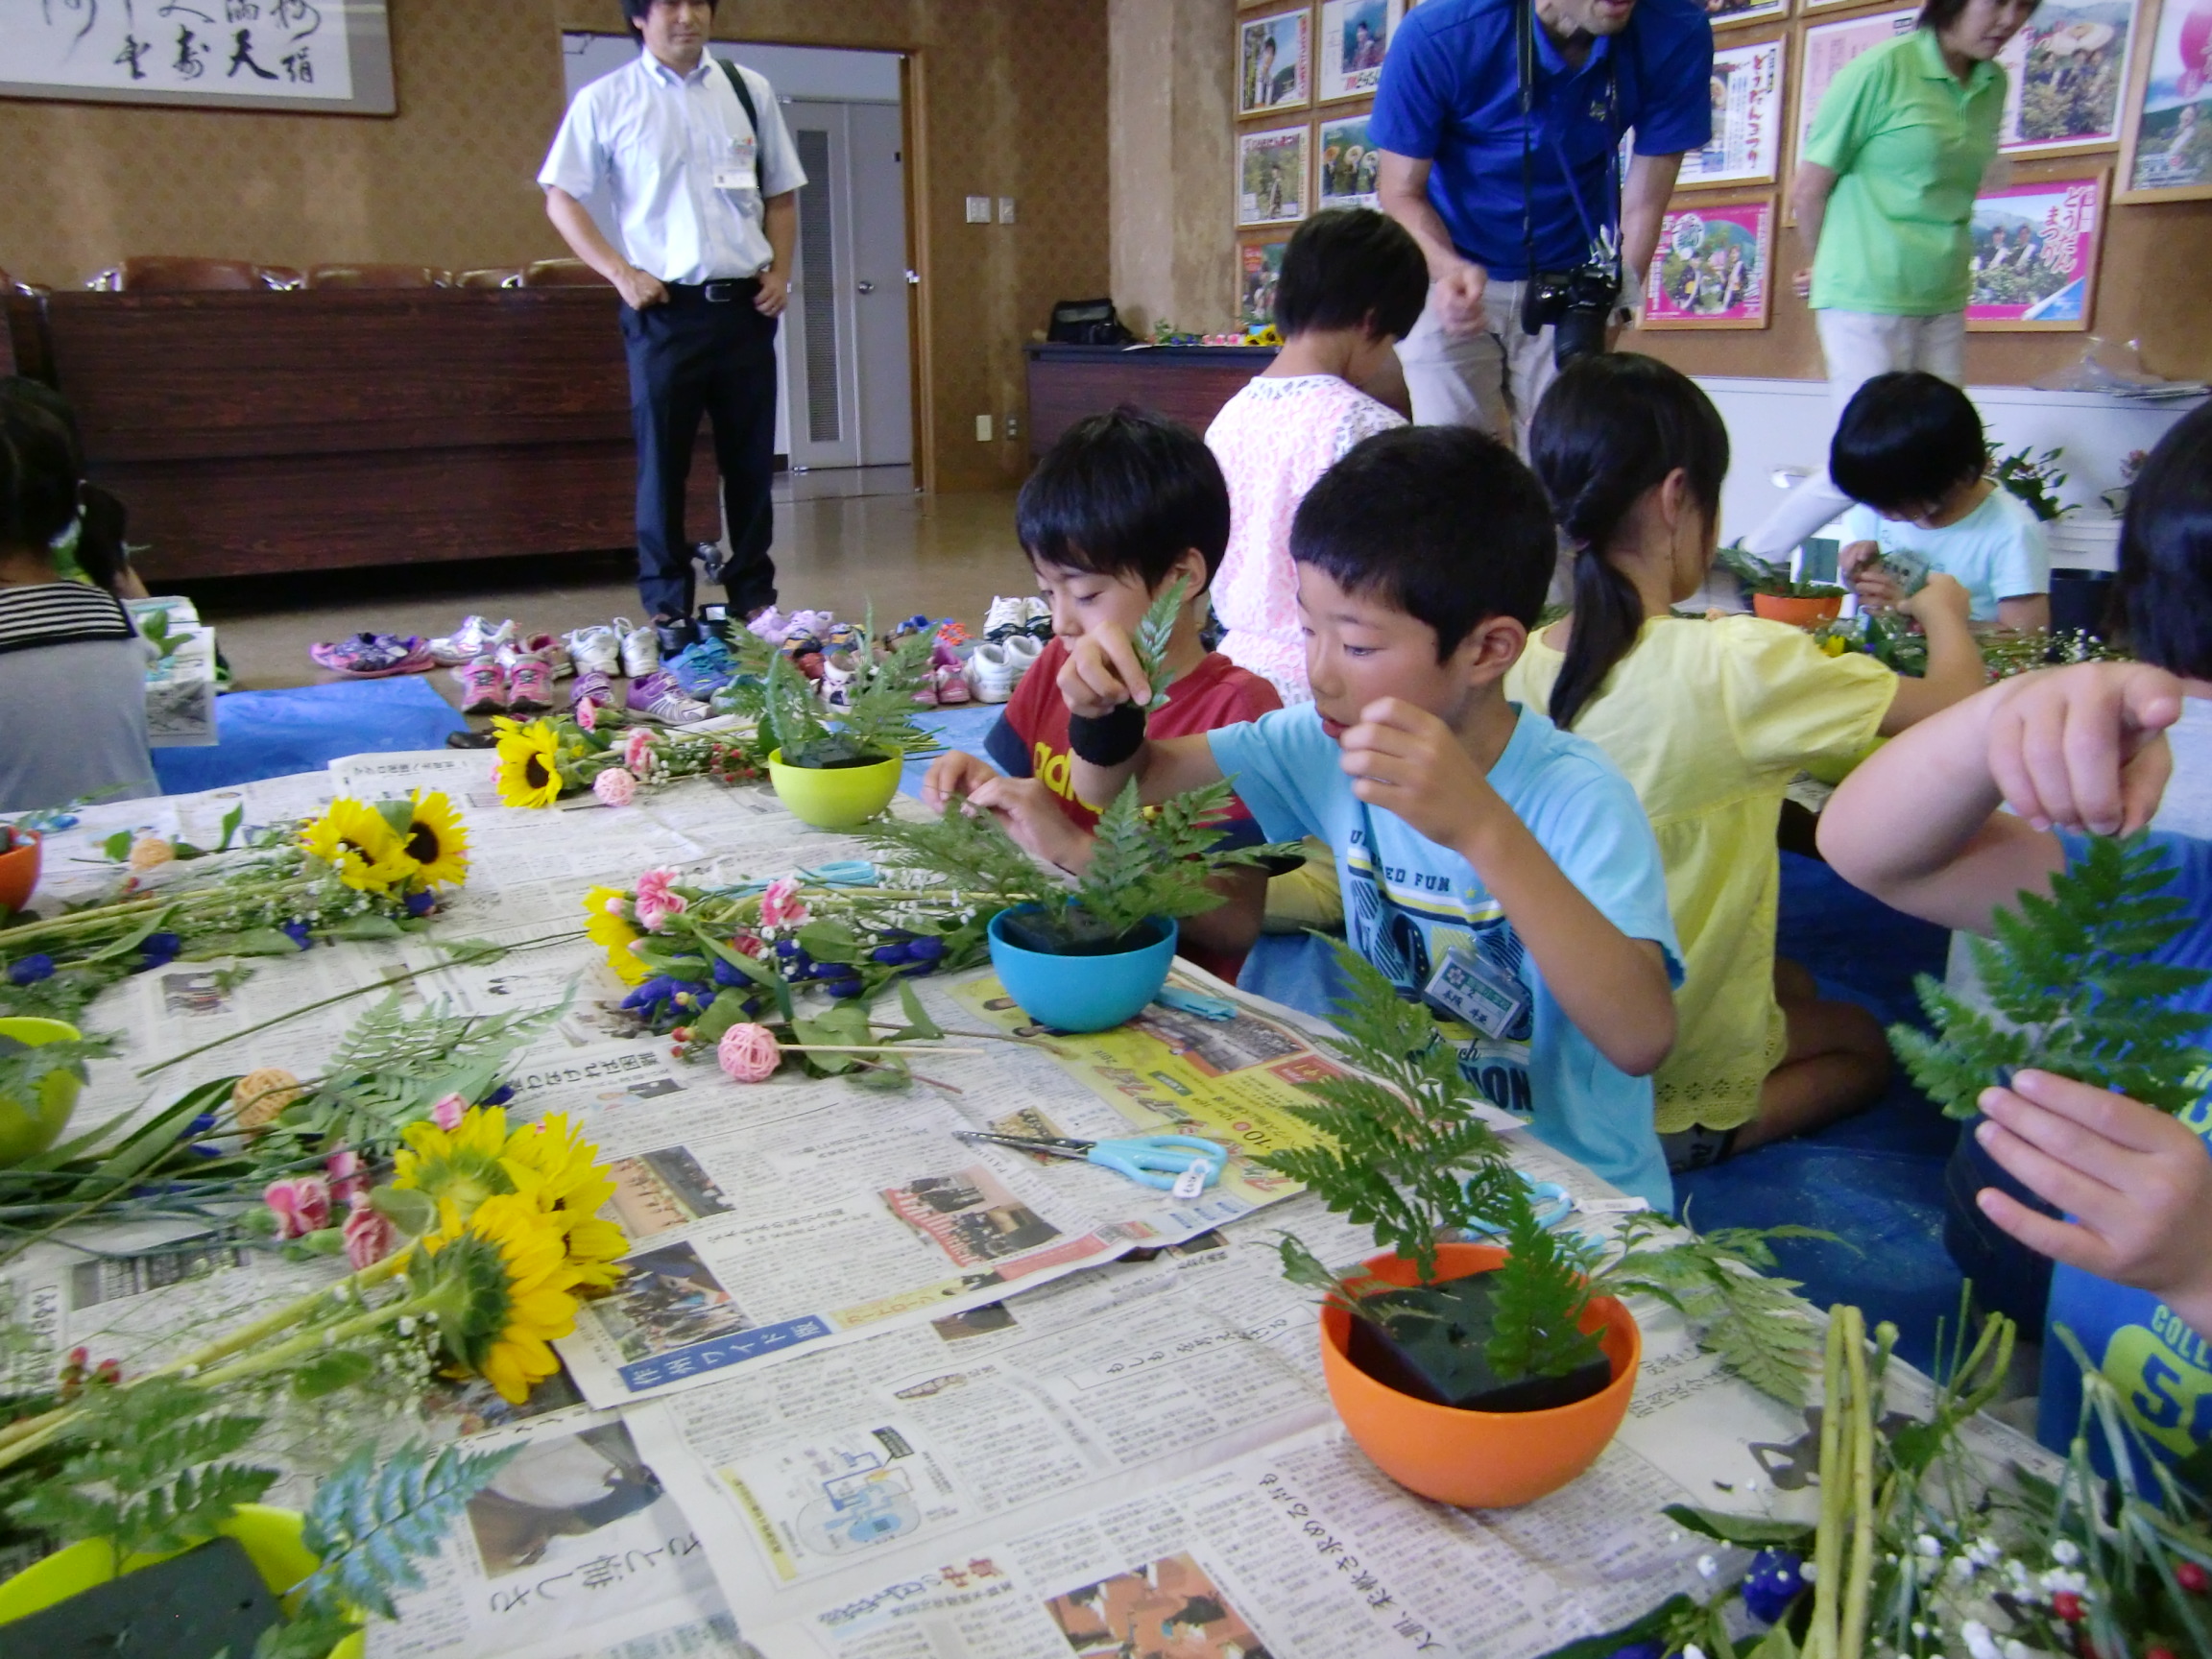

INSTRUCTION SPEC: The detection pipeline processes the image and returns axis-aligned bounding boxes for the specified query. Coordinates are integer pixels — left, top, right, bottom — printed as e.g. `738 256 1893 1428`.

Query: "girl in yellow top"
1505 354 1985 1167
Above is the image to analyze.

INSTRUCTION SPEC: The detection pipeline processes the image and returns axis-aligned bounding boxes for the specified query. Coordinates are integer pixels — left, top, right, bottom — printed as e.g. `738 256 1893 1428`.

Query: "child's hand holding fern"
1972 1068 2212 1345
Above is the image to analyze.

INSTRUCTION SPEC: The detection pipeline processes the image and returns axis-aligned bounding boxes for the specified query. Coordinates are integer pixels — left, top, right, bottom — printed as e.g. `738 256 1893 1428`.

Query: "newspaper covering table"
3 761 2056 1659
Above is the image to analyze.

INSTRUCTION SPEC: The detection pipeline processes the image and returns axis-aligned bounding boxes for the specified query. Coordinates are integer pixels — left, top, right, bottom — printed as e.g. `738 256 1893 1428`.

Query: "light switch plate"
965 195 992 224
975 414 994 443
998 197 1017 224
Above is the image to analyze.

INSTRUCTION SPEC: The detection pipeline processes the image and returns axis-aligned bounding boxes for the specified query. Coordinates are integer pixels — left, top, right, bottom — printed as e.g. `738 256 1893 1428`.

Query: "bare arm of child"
1997 592 2052 633
1819 661 2183 931
1973 1069 2212 1344
1337 698 1676 1077
1058 624 1228 808
1880 573 1985 733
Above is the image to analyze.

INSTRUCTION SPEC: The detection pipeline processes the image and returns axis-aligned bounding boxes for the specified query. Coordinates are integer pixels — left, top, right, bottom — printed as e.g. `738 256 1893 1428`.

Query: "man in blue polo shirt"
1372 0 1713 450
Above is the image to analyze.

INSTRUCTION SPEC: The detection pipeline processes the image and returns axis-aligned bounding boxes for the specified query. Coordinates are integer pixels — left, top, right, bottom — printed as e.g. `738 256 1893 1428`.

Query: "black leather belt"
669 276 762 304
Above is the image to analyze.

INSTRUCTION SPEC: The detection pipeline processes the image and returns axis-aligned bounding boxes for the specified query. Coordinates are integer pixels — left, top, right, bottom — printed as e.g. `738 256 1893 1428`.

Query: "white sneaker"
429 615 514 667
1021 597 1052 639
617 618 661 678
965 641 1022 704
1003 633 1045 679
982 595 1031 643
566 623 620 678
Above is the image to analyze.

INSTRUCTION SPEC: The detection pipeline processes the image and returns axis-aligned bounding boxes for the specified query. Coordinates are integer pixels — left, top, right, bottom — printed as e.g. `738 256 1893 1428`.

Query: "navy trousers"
620 282 781 622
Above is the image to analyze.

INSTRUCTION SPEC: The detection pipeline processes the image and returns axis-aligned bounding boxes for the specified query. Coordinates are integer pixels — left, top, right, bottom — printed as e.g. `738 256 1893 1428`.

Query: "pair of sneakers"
982 596 1051 644
964 633 1044 704
566 618 663 680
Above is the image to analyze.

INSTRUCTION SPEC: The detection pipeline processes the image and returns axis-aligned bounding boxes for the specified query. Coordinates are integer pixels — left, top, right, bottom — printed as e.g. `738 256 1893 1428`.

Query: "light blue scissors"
1449 1174 1576 1238
955 1130 1228 1192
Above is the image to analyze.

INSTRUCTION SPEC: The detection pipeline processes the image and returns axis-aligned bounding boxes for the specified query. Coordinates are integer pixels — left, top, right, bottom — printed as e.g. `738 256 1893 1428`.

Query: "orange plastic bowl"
1751 591 1844 628
0 830 40 914
1318 1242 1641 1508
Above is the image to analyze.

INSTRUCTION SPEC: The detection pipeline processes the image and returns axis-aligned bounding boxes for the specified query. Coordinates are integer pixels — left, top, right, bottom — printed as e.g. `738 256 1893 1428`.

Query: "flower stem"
190 1288 438 1391
151 1250 412 1382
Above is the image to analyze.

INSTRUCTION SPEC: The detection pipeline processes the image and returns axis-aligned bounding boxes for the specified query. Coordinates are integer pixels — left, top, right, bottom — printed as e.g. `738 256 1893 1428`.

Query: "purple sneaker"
626 671 709 726
311 633 432 678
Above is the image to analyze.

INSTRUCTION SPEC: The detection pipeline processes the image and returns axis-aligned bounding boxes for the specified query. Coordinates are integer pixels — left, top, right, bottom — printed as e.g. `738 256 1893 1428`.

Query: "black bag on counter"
1046 298 1135 347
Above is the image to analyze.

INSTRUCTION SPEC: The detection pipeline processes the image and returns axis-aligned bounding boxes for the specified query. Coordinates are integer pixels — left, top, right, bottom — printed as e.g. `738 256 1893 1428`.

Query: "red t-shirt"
986 639 1283 984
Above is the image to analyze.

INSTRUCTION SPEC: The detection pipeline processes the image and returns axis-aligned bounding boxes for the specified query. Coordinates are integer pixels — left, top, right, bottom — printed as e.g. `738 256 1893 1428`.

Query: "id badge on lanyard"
1423 948 1530 1041
714 133 757 192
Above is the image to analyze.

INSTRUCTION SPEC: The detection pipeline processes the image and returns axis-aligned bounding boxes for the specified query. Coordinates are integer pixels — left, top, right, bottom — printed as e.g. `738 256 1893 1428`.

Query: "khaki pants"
1393 277 1559 455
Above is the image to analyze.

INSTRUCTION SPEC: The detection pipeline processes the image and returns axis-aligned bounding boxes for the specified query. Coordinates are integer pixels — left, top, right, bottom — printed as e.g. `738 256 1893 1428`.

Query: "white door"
782 99 913 470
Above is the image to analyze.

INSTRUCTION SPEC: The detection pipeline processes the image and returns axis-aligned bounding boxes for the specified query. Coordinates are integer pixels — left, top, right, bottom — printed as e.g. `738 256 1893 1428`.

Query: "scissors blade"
953 1130 1094 1161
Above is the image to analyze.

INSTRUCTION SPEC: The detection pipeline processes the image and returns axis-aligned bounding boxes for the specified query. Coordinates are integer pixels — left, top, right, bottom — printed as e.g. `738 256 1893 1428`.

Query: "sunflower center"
407 824 441 862
525 757 550 788
340 838 372 860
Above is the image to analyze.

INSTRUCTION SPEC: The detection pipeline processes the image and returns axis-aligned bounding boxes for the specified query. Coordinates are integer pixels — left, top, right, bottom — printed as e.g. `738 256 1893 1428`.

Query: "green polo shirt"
1806 28 2004 316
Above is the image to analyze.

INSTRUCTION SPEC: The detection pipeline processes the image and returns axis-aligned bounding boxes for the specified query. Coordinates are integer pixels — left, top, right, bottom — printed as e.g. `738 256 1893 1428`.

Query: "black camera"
1520 260 1623 370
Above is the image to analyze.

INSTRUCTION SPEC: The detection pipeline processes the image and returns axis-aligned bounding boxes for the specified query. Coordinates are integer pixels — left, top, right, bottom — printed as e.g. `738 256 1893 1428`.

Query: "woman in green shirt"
1743 0 2036 556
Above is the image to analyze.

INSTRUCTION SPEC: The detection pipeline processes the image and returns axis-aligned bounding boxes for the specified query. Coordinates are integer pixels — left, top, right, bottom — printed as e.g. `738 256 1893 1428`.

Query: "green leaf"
371 1185 438 1237
323 916 405 942
293 1350 378 1399
217 805 245 853
894 979 944 1042
101 830 133 862
1132 577 1188 711
296 1441 521 1621
1661 1503 1816 1548
1530 1596 1697 1659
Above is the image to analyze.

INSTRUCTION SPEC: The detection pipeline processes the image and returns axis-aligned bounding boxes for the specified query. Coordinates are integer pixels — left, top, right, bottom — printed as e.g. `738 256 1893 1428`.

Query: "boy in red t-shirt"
923 409 1282 982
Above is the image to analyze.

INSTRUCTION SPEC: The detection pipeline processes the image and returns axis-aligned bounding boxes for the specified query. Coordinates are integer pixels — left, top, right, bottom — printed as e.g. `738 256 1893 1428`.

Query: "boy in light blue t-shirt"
1047 426 1682 1213
1831 372 2052 630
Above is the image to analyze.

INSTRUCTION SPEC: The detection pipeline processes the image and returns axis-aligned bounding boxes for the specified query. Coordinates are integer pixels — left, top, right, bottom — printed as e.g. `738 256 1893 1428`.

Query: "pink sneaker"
456 659 509 714
507 654 557 712
500 633 572 679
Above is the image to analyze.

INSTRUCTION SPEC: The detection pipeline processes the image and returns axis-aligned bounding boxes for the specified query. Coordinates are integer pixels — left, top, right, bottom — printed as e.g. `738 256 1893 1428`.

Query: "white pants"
1742 307 1968 557
1395 278 1559 455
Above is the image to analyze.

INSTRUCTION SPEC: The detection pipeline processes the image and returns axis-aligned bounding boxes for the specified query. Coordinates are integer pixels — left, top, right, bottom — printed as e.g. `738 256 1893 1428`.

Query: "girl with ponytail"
1506 353 1984 1166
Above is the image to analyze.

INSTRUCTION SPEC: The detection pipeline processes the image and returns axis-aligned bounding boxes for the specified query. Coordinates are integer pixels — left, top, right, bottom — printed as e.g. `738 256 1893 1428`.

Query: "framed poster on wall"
1240 239 1290 330
1966 173 2107 326
1641 196 1776 327
1318 109 1384 206
1239 125 1312 226
1996 0 2143 154
1703 0 1792 27
1239 8 1312 115
1678 36 1787 186
0 0 394 113
1794 9 1919 166
2118 0 2212 200
1318 0 1404 101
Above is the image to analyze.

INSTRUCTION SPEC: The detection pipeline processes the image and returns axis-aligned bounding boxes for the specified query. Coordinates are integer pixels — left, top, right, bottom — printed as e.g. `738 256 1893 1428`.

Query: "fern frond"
297 1440 522 1621
1132 578 1188 711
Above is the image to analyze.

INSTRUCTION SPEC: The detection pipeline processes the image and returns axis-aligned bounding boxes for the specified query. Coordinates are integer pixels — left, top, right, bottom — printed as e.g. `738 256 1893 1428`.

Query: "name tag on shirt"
715 136 757 192
1424 948 1529 1041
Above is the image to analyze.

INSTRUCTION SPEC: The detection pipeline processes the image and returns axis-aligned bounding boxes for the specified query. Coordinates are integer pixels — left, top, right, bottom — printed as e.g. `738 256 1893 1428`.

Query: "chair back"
96 257 303 292
455 267 524 290
307 263 451 290
521 258 610 287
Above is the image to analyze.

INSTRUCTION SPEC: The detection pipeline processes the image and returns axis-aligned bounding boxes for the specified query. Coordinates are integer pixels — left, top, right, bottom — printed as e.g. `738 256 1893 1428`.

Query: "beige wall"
1112 0 1238 336
0 0 1114 492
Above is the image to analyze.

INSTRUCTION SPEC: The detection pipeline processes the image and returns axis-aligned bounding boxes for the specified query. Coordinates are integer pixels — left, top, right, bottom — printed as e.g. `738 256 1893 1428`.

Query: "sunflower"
392 1105 516 1215
398 789 470 886
412 1192 583 1403
584 885 652 986
493 718 565 810
301 799 418 893
500 1113 628 1292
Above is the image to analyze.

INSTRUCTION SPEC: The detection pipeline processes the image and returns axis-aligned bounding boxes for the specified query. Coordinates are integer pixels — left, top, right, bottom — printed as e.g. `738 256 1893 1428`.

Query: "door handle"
856 280 877 294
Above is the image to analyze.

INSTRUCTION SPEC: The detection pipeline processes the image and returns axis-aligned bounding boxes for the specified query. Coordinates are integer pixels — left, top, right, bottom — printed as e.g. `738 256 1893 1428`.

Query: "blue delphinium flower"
1741 1550 1807 1625
280 920 313 950
7 954 55 985
404 889 436 918
137 932 183 972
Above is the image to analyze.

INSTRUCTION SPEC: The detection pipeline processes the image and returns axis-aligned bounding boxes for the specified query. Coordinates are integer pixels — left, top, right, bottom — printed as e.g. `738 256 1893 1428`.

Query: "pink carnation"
325 1148 369 1207
622 730 655 771
576 699 599 733
730 931 764 958
429 1092 468 1131
264 1175 331 1240
635 867 687 932
593 767 638 807
342 1192 400 1270
759 876 809 930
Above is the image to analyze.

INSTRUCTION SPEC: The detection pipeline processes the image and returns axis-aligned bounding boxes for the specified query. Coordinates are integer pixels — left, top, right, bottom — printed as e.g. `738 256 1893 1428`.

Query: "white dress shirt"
539 50 807 286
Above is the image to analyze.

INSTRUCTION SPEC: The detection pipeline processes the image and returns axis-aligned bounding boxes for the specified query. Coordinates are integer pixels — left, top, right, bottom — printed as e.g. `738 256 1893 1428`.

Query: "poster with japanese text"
1318 110 1383 207
1679 36 1786 186
1238 125 1310 226
1240 239 1288 331
1998 0 2141 153
1794 9 1919 166
1965 174 2106 327
0 0 392 113
1641 198 1774 327
1703 0 1791 29
1318 0 1404 101
2119 0 2212 199
1239 7 1311 115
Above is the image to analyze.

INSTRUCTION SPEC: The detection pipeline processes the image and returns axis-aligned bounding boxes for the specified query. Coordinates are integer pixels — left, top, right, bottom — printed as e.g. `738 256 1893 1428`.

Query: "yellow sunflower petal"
301 798 419 893
582 886 652 985
493 721 566 809
401 790 471 887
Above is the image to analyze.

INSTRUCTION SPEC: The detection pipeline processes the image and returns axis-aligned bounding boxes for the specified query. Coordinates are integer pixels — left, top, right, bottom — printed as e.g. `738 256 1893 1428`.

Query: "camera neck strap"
1517 0 1623 280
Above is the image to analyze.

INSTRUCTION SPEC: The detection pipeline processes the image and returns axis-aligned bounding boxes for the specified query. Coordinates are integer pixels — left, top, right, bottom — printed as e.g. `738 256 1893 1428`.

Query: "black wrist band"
1068 703 1147 768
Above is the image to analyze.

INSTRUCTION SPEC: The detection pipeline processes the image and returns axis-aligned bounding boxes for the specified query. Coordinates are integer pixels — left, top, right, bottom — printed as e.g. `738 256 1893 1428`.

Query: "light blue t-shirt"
1211 702 1679 1212
1839 486 2051 623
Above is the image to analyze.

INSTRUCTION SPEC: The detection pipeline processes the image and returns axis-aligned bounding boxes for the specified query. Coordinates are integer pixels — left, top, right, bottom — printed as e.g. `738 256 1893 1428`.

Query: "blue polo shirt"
1368 0 1714 278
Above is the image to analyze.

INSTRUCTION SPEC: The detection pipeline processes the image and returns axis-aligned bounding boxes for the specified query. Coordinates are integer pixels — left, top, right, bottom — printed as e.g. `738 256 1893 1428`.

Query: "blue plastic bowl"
986 909 1178 1033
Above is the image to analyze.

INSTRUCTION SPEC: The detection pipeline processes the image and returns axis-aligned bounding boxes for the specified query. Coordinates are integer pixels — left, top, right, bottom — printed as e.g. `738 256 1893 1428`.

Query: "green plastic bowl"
767 749 902 830
0 1016 83 1168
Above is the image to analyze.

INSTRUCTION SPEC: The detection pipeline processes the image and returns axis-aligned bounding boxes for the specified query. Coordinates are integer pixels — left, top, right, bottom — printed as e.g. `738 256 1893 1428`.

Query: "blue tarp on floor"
153 679 469 795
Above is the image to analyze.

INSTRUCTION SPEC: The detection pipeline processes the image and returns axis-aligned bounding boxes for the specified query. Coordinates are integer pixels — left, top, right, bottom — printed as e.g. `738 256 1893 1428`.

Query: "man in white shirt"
540 0 806 650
